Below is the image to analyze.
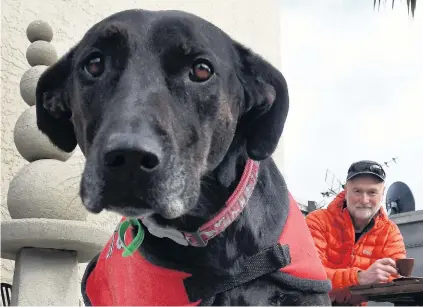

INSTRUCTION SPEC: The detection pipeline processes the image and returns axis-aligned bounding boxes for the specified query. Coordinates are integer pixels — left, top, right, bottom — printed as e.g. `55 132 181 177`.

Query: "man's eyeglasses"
348 161 386 180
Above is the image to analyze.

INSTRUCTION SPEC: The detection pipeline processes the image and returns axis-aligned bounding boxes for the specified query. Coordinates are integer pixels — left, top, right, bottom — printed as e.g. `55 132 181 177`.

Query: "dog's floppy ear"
36 49 77 153
235 43 289 161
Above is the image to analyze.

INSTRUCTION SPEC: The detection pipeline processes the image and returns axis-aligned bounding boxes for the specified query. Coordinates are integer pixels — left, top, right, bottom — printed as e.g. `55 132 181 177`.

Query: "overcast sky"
278 0 423 211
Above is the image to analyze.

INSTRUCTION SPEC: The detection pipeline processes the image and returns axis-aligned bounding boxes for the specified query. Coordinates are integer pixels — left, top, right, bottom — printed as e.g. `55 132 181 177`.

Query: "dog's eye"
189 60 213 82
83 53 105 78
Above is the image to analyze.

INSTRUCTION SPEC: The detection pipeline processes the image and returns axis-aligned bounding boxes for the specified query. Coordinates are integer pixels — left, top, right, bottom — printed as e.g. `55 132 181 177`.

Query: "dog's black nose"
103 134 162 177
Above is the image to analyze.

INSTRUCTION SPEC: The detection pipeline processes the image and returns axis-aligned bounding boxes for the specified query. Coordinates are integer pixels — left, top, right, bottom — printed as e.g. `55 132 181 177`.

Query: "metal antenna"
383 157 399 168
316 169 344 209
321 169 344 197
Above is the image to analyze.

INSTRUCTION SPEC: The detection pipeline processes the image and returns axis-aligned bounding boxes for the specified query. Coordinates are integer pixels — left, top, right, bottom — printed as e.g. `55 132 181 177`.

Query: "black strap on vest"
81 253 100 307
184 243 291 303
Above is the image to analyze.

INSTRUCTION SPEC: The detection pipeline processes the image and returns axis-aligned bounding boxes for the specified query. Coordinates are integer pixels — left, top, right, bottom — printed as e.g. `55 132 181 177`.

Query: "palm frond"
374 0 417 17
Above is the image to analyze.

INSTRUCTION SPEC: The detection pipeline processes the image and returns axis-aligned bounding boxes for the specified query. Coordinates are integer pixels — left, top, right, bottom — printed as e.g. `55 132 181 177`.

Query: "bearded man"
306 160 406 295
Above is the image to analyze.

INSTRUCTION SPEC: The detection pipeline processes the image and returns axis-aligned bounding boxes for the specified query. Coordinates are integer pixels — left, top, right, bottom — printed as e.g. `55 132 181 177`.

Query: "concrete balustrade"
390 210 423 277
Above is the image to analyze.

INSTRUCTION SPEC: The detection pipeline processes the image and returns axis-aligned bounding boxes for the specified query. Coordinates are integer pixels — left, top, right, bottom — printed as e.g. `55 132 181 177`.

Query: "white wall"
1 0 283 298
279 0 423 207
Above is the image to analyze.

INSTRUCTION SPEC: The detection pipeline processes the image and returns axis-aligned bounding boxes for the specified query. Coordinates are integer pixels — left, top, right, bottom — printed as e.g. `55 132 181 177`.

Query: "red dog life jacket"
82 161 331 306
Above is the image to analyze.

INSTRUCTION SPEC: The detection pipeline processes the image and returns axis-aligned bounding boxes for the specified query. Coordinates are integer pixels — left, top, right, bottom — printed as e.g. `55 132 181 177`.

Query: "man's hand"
358 258 398 285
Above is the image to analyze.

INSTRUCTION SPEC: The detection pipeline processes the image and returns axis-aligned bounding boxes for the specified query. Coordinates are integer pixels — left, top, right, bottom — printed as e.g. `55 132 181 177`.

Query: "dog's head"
36 9 289 222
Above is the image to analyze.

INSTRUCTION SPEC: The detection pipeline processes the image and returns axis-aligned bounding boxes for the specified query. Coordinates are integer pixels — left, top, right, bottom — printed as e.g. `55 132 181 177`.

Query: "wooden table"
348 277 423 306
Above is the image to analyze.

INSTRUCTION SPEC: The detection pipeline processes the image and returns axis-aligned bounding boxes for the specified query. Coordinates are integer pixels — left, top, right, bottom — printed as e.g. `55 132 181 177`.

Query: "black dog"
36 9 331 306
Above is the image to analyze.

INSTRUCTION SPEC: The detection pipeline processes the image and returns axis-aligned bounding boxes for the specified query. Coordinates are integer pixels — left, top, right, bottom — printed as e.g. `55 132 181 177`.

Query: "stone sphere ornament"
19 65 48 106
1 20 111 306
26 41 58 66
26 20 53 43
7 159 88 221
14 106 73 162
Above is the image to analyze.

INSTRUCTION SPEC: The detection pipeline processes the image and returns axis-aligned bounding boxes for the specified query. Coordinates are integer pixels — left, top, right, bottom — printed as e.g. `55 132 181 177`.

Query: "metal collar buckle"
184 230 208 247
